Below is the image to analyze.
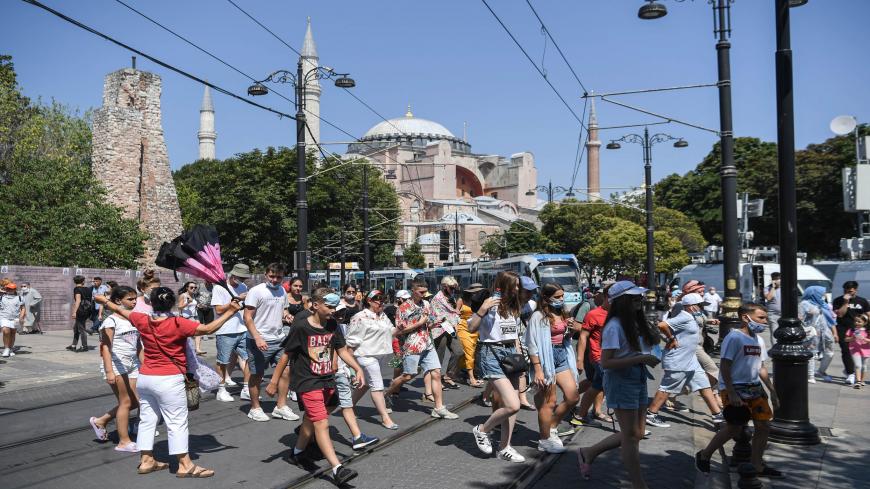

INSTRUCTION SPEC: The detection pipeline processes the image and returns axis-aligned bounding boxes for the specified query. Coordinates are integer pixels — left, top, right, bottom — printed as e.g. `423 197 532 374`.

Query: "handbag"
147 318 201 411
487 316 529 376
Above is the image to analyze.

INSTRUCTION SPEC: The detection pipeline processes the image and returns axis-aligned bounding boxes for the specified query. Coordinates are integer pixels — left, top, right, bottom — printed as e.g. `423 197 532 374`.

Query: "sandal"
594 412 614 423
420 393 436 404
89 416 108 441
137 462 169 474
468 379 484 388
381 422 399 430
176 465 214 478
443 380 461 390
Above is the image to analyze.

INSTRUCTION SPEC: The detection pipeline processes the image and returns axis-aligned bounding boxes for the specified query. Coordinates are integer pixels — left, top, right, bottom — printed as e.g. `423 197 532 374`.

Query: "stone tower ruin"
92 67 184 264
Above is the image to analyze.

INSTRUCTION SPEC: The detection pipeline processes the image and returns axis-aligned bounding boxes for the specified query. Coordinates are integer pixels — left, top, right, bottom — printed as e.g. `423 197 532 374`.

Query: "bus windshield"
535 263 581 292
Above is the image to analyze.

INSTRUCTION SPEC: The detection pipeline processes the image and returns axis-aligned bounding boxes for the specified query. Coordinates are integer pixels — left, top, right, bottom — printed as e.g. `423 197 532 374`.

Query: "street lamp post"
248 64 354 290
768 0 819 446
606 128 687 302
525 180 575 204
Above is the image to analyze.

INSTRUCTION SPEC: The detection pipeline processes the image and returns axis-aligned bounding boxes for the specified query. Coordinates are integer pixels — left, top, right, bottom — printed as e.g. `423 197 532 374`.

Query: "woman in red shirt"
98 286 241 478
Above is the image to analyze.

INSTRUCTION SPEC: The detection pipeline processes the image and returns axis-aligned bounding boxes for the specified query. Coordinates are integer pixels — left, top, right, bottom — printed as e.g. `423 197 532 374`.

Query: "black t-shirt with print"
832 295 870 334
283 313 346 393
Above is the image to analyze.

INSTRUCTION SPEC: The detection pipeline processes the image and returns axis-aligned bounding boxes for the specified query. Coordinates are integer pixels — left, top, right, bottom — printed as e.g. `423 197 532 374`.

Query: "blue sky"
3 0 868 199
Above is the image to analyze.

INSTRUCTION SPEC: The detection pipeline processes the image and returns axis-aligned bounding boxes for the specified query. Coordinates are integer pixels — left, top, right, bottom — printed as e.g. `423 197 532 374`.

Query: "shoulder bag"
489 317 529 376
146 318 201 411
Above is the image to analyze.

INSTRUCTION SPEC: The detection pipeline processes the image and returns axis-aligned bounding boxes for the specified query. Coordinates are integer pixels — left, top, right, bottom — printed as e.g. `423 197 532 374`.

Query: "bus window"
534 263 581 292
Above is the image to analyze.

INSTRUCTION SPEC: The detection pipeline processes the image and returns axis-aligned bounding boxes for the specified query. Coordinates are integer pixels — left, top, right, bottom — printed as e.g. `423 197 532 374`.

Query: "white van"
830 260 870 294
672 263 832 303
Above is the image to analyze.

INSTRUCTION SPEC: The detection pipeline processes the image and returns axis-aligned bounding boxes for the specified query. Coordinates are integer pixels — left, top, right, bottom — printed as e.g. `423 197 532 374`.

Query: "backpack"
77 289 95 317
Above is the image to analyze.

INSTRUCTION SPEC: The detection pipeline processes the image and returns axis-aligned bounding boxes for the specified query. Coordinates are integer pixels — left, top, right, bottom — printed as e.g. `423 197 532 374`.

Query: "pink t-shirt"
846 328 870 357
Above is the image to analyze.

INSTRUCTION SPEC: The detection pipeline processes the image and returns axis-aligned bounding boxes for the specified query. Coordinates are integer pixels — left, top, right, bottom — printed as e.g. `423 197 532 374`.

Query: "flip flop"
137 462 169 474
381 422 399 430
176 465 215 478
469 380 485 388
577 448 591 480
89 417 108 441
115 442 139 453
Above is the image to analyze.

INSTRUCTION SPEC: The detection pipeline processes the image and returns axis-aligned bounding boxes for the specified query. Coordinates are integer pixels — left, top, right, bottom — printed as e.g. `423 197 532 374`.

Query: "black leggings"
838 332 855 374
72 317 88 348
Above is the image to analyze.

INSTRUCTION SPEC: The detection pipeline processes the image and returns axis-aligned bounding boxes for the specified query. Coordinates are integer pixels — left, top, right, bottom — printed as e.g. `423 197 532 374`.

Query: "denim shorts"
477 343 519 380
603 364 649 410
247 338 285 375
658 368 710 394
402 347 441 376
216 332 249 365
553 344 570 374
334 373 354 409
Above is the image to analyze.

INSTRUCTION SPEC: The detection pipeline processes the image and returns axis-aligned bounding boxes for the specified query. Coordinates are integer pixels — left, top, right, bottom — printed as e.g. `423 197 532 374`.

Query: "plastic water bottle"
651 343 664 361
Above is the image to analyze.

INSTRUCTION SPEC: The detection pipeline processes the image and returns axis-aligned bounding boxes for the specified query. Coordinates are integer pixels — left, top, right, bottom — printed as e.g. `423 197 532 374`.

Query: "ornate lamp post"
525 180 576 204
606 127 687 307
248 64 354 289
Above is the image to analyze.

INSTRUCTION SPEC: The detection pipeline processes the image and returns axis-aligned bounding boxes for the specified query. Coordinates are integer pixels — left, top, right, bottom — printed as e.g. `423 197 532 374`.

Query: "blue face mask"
748 319 766 333
266 282 281 290
550 299 565 310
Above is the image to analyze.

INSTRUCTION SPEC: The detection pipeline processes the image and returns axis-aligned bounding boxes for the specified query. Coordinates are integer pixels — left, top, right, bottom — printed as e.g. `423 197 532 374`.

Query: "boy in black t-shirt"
833 281 870 384
266 288 365 486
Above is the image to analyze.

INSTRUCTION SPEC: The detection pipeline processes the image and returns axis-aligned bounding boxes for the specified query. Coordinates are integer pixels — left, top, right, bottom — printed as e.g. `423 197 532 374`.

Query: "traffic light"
439 230 450 261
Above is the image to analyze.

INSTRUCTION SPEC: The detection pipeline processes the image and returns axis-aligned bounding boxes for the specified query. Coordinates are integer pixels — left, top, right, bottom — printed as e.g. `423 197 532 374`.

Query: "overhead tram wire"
524 0 588 95
479 0 586 128
111 0 296 106
21 0 295 121
223 0 431 201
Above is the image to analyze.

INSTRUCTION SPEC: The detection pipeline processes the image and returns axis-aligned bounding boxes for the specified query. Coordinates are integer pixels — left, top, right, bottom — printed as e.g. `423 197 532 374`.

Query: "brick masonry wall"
91 68 183 265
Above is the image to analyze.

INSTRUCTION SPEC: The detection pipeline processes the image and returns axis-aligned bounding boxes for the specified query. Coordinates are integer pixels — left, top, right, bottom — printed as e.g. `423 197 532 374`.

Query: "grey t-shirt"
663 311 703 371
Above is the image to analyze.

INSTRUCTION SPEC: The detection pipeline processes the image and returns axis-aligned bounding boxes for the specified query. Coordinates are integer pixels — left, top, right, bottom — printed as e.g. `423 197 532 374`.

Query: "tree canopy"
403 241 425 269
173 149 401 269
481 220 552 259
655 133 868 257
0 55 146 268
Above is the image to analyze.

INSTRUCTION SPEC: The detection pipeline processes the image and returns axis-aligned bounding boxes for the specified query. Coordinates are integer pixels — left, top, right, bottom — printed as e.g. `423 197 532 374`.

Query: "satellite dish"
831 115 857 136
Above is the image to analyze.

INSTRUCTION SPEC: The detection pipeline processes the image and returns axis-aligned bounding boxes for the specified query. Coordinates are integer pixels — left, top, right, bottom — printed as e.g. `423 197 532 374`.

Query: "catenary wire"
21 0 296 121
524 0 589 94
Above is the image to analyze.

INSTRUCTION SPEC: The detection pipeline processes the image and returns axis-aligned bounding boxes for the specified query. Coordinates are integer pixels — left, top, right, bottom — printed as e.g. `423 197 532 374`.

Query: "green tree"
173 150 401 268
403 241 426 269
538 200 618 280
481 220 552 259
0 55 146 267
614 205 707 253
580 216 646 279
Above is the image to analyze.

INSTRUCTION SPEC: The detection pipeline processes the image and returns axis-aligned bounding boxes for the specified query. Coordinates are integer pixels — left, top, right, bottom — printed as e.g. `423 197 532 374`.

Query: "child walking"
845 313 870 388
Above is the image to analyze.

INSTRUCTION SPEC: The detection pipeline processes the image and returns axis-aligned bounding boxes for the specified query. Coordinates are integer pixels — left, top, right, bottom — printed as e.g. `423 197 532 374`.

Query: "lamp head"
638 1 668 20
606 141 621 150
525 189 536 196
789 0 809 6
334 76 356 88
673 139 688 148
247 83 269 96
565 191 576 197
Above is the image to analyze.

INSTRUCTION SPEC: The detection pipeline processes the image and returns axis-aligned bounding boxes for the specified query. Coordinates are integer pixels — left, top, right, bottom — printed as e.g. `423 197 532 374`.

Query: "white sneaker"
289 391 298 401
808 378 816 384
247 407 270 422
272 405 301 421
847 374 856 385
216 387 234 402
224 377 238 387
472 424 493 455
1 348 9 357
431 407 459 419
538 437 566 454
240 386 259 400
497 445 526 463
548 430 565 448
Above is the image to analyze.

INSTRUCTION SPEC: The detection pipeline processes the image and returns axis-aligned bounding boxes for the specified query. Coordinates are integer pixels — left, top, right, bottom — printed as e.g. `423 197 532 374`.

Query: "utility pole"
340 230 346 291
362 164 370 289
294 59 309 290
454 210 461 264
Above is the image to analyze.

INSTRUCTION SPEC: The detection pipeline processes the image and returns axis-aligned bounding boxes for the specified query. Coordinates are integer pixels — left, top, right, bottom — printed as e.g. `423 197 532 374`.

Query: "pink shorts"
299 388 337 422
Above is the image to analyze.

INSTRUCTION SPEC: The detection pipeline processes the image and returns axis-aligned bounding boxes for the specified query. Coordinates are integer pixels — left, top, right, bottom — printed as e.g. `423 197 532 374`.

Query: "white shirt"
99 314 140 363
179 293 198 319
0 295 23 321
601 318 651 361
345 308 394 357
703 292 722 313
478 310 521 343
244 283 286 341
211 282 248 335
718 330 768 390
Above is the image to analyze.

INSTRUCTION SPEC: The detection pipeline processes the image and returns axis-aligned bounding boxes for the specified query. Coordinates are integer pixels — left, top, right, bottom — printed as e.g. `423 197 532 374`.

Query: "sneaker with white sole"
247 407 270 422
431 407 459 419
216 387 234 402
538 437 566 454
1 348 9 357
847 374 856 386
288 391 298 401
472 424 493 455
272 405 300 421
497 445 526 463
240 386 260 401
224 377 238 387
646 411 671 428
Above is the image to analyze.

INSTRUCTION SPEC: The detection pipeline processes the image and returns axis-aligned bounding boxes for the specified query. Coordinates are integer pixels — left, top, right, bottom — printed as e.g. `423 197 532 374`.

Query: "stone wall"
92 68 183 265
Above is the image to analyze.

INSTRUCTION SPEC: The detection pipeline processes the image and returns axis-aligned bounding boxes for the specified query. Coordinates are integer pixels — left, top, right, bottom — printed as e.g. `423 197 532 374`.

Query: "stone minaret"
585 94 601 201
198 84 216 160
301 17 320 149
92 67 184 265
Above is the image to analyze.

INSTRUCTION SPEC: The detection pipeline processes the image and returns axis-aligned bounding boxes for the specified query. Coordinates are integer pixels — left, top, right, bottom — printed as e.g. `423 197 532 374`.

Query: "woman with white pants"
347 290 399 429
98 287 241 478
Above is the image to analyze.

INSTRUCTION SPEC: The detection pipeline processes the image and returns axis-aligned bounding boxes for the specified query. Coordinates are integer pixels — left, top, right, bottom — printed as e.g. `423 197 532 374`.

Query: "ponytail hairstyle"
137 268 160 294
536 282 567 324
150 287 176 313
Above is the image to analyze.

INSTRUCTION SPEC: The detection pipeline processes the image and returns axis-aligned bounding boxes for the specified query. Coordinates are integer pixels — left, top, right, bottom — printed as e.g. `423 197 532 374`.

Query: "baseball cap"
396 290 411 300
520 276 538 291
322 293 341 307
465 283 485 293
367 290 384 301
608 280 646 300
680 293 709 307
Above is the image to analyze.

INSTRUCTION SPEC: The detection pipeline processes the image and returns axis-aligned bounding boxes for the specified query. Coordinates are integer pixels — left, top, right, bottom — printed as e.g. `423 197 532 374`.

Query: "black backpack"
77 289 95 317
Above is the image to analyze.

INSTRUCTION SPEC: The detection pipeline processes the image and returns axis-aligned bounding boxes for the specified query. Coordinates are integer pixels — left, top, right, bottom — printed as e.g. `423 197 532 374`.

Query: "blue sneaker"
351 433 379 450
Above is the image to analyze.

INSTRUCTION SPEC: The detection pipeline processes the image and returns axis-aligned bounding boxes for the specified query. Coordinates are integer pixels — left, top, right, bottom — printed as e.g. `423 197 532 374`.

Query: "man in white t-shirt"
244 263 299 422
696 302 782 479
213 263 251 402
703 287 722 319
